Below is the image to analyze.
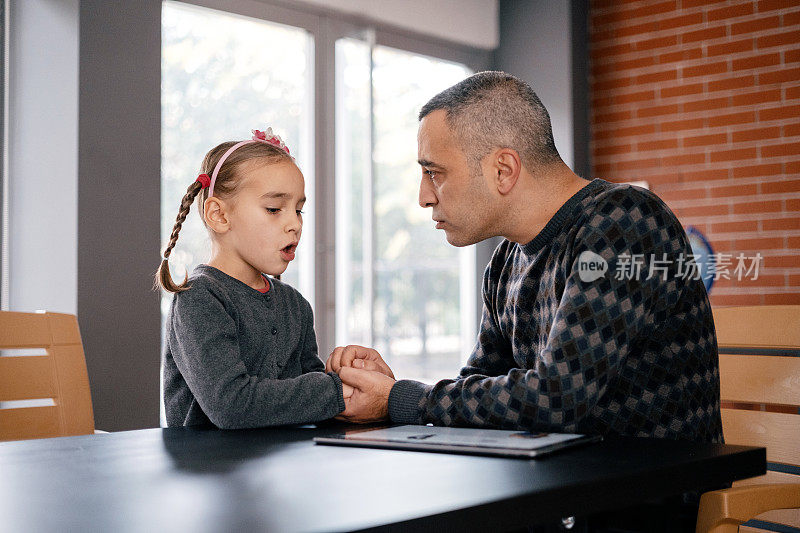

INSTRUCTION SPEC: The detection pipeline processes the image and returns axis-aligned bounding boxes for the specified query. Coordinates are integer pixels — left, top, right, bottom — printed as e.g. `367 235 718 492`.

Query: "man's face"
417 110 494 247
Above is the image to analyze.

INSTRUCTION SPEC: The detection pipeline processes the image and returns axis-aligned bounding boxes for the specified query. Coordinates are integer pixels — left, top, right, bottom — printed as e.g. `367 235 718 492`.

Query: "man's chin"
444 230 476 248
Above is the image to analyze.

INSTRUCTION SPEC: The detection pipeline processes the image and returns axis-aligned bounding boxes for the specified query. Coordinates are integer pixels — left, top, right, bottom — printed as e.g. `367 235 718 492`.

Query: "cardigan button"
271 327 277 335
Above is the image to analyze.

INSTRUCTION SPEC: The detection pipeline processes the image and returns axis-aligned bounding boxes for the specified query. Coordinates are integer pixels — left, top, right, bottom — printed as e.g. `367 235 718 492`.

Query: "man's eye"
266 208 280 214
424 169 436 180
296 210 304 216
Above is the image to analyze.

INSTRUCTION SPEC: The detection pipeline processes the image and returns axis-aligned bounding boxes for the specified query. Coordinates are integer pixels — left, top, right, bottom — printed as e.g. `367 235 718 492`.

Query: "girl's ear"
203 197 230 233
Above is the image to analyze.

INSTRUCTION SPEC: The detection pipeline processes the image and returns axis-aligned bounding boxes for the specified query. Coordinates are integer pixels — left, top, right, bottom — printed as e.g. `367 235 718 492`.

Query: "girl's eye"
266 208 280 214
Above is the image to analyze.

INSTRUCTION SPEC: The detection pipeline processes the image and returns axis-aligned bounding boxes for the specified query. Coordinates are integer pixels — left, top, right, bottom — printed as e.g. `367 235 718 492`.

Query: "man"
328 71 722 443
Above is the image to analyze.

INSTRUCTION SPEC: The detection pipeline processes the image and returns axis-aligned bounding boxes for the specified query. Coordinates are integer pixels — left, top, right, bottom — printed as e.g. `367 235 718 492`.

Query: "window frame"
170 0 494 356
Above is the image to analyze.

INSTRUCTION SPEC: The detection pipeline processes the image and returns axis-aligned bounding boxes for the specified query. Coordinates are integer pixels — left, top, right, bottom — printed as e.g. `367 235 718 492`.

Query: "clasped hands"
326 345 396 423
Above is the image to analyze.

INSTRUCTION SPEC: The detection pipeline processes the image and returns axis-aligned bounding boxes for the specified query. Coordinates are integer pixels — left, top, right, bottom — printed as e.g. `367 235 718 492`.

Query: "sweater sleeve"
389 192 683 431
169 286 345 429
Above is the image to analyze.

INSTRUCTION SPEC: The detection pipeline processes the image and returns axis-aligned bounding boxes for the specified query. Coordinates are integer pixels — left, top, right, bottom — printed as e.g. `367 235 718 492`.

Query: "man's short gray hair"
419 71 561 171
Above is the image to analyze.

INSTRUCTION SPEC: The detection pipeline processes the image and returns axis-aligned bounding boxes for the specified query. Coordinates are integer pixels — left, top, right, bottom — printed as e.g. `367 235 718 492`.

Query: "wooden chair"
0 311 95 441
696 305 800 533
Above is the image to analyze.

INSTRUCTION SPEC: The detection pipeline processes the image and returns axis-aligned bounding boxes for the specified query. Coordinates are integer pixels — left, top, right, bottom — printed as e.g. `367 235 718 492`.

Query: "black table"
0 424 764 532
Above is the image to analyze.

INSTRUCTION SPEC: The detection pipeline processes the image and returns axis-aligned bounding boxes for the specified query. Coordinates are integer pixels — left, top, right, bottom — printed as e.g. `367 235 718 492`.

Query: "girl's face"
224 160 305 277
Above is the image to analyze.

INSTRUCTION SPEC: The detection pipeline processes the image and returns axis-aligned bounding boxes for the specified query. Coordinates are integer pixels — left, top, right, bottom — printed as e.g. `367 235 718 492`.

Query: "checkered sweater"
388 178 724 442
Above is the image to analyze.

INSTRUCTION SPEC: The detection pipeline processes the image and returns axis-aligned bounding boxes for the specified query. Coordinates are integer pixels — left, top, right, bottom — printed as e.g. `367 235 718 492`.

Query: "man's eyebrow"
417 159 441 168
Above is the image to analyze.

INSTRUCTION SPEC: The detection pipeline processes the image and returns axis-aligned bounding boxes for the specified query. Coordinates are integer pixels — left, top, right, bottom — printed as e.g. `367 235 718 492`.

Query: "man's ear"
492 148 521 195
203 197 230 234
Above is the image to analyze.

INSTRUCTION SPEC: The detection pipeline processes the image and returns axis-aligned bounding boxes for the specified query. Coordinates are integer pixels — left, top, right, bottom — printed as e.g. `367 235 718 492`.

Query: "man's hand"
326 345 395 379
342 383 355 399
334 367 394 423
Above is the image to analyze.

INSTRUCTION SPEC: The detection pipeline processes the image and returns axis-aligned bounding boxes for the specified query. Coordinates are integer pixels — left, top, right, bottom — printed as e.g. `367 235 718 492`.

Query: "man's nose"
419 177 437 208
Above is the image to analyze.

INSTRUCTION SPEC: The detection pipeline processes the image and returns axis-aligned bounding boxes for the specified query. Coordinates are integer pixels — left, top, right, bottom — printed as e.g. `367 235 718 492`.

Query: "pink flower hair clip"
252 128 291 156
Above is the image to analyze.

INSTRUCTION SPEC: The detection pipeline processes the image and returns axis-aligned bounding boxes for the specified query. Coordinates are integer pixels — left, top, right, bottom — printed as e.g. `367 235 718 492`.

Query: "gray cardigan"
163 264 345 428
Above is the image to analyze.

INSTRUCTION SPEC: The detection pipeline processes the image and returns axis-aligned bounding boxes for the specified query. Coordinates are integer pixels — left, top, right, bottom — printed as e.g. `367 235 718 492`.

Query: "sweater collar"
520 178 605 256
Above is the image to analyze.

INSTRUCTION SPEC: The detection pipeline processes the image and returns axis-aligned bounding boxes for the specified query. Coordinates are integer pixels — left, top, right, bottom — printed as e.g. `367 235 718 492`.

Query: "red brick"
759 67 800 85
636 70 678 84
790 274 800 286
731 88 782 107
683 133 728 147
674 204 729 217
593 0 677 25
616 158 662 171
591 42 635 58
732 200 783 214
711 220 759 233
681 0 726 8
710 184 758 198
708 75 755 92
638 139 679 151
709 3 755 21
598 20 659 40
594 143 632 156
634 35 678 52
682 169 730 181
592 76 633 92
789 236 800 248
785 49 800 64
663 153 706 166
732 163 783 178
707 39 754 57
734 237 784 250
731 16 780 35
659 12 704 30
765 294 800 305
684 61 729 78
683 25 728 44
757 30 800 49
658 188 708 201
661 83 703 98
763 254 800 268
594 109 633 123
637 103 679 118
711 294 763 306
659 48 703 64
594 123 657 140
787 198 800 210
757 0 799 12
709 110 756 127
661 118 705 132
732 53 781 71
759 104 800 121
683 97 730 112
593 56 658 76
593 90 655 107
787 161 800 175
787 86 800 100
762 142 800 157
710 147 758 162
785 10 800 25
732 126 781 143
762 217 800 230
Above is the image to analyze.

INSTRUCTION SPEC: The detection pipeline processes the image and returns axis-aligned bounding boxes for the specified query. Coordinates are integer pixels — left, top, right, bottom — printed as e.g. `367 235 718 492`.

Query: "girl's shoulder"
267 278 313 312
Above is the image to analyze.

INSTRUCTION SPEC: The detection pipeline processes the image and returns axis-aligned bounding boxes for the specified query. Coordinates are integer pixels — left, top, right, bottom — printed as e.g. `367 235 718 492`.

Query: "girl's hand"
342 383 355 399
326 345 395 379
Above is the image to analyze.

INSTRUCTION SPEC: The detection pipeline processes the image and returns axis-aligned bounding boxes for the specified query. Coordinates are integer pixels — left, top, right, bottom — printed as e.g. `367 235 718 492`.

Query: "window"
161 1 488 385
161 1 315 323
335 39 476 382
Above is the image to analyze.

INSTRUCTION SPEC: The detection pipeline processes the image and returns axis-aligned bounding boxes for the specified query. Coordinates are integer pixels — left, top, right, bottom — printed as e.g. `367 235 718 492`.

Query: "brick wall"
589 0 800 306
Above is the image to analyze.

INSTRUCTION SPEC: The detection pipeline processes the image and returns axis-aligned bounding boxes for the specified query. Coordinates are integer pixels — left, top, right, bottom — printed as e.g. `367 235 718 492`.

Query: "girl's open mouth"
280 243 297 262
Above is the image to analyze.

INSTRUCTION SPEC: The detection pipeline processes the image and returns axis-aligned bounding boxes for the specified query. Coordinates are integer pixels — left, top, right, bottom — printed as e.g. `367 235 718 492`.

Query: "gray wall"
78 0 162 430
495 0 590 176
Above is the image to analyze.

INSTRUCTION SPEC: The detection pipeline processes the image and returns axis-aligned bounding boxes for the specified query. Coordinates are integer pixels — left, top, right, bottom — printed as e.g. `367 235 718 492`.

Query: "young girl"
156 128 350 429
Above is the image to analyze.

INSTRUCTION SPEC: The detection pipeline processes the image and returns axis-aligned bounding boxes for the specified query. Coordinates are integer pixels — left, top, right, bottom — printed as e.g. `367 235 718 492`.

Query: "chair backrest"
0 311 95 440
713 305 800 487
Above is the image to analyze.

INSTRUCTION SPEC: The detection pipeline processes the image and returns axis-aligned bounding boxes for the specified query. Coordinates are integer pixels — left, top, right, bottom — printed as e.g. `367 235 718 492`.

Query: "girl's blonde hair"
155 140 293 293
